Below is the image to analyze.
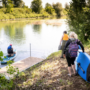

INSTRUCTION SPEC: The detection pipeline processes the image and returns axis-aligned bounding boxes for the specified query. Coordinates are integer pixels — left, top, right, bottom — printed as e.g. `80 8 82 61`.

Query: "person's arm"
77 41 84 52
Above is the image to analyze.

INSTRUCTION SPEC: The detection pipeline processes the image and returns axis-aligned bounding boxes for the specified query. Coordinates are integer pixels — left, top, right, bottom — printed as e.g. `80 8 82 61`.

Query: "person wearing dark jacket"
63 32 84 77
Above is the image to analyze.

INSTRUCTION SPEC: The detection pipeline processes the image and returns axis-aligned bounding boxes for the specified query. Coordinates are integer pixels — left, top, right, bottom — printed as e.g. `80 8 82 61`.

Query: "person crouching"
7 44 15 57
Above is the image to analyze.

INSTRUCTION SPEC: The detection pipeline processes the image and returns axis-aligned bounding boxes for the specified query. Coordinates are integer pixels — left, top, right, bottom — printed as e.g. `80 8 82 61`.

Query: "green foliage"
0 51 3 61
6 7 13 13
18 72 26 77
67 0 90 43
0 65 19 89
7 60 14 64
45 3 56 15
2 0 7 7
52 2 63 16
71 0 86 13
0 51 19 89
47 50 61 59
0 8 51 20
31 0 42 13
0 74 13 90
4 56 7 58
25 8 32 14
2 0 25 8
13 0 25 8
65 3 70 10
62 9 68 15
6 0 14 13
6 63 19 75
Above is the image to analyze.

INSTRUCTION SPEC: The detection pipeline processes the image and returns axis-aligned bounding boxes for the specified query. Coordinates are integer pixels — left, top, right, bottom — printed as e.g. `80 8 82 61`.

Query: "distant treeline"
0 0 69 20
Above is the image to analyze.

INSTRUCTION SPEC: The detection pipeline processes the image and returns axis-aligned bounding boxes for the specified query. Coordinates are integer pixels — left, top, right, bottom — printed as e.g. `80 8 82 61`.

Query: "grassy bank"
0 8 67 21
0 8 55 21
7 49 90 90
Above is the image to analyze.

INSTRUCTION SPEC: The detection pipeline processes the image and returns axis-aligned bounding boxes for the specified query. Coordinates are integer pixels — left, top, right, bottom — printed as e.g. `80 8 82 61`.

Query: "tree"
13 0 25 7
2 0 24 8
65 3 70 10
52 2 63 17
6 0 14 13
67 0 90 43
45 3 55 15
45 3 52 8
2 0 8 7
31 0 42 13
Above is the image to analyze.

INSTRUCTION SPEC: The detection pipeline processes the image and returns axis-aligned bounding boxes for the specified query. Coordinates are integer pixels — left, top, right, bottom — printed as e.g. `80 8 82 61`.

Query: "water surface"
0 19 68 66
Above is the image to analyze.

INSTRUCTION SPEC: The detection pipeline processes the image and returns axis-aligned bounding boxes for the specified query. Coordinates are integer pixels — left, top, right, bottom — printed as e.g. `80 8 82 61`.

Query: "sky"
22 0 72 8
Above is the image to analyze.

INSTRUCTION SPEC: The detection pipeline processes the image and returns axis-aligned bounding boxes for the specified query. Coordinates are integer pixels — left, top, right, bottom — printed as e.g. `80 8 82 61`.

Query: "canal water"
0 19 69 67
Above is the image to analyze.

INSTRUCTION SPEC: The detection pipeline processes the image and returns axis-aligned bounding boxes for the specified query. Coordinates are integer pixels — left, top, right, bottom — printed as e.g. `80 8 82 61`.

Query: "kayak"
1 50 17 64
75 50 90 83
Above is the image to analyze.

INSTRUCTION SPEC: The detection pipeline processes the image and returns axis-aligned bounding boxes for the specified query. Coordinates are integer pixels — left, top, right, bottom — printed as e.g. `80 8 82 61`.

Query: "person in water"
60 31 69 58
63 32 84 77
7 44 15 57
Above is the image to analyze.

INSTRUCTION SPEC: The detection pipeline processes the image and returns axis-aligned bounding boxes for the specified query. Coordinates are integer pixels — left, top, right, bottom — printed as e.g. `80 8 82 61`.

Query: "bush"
0 8 56 20
6 7 13 13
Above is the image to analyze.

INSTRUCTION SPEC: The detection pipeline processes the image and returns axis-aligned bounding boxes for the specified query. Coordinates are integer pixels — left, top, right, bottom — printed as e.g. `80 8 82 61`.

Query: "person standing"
60 31 69 58
63 32 84 77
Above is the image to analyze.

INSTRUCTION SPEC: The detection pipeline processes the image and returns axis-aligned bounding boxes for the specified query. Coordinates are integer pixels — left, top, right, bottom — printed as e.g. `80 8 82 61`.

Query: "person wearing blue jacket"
7 44 15 57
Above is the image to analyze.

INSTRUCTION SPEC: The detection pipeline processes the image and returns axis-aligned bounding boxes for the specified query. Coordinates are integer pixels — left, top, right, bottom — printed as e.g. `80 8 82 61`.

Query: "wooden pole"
30 43 31 57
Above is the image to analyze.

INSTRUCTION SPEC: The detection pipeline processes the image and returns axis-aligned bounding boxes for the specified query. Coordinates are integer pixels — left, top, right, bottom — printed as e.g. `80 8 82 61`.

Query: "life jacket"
8 45 12 49
63 34 69 40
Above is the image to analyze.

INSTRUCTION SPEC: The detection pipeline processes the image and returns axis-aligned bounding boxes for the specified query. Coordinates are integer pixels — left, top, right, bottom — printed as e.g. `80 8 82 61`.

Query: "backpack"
68 39 79 58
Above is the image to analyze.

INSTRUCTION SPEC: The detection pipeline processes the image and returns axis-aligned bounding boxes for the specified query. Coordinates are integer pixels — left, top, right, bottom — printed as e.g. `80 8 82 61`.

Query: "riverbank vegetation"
1 50 90 90
67 0 90 44
0 0 69 21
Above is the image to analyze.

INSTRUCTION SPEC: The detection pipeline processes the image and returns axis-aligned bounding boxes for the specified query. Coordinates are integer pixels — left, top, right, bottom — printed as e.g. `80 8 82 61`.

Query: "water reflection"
32 24 42 34
0 22 26 44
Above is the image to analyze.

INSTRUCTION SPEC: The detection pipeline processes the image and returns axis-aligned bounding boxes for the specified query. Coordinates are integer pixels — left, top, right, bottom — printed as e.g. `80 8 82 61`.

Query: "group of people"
59 31 84 77
7 31 84 77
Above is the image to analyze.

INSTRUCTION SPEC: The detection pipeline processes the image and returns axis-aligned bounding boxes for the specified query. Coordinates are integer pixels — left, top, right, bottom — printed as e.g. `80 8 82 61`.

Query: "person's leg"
8 54 11 57
11 54 14 56
8 49 14 57
72 65 76 74
60 41 64 58
68 66 72 76
66 56 72 76
8 49 11 57
71 57 76 74
60 50 64 58
60 40 66 58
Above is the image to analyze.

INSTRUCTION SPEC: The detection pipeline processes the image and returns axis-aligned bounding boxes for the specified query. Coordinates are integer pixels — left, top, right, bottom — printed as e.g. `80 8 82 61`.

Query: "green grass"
47 50 61 59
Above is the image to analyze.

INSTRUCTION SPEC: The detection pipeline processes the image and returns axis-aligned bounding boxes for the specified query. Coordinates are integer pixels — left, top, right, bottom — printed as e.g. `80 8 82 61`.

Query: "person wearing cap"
7 44 14 57
59 31 69 58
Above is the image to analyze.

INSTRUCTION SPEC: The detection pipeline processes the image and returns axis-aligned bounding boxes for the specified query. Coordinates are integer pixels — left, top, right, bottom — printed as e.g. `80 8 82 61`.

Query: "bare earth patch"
45 19 66 26
31 19 66 26
12 51 90 90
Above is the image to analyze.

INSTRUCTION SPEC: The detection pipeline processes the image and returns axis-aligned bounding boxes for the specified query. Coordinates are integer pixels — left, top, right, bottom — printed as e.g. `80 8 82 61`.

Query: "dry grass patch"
12 50 90 90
